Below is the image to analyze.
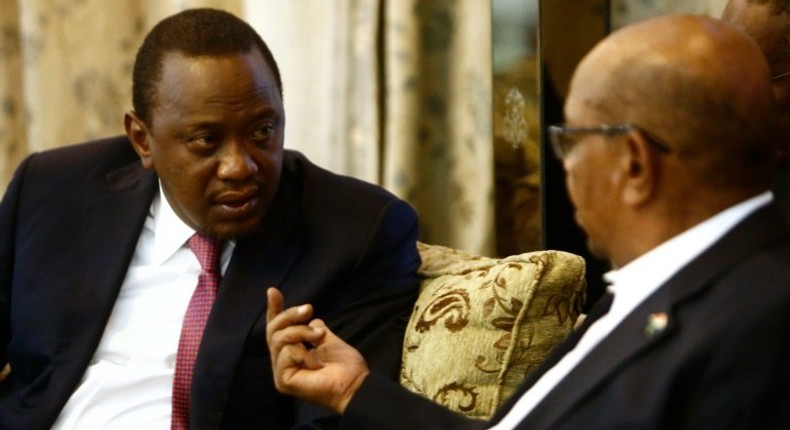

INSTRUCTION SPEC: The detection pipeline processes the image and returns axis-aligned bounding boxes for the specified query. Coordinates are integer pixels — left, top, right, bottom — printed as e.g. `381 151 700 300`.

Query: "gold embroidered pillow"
400 242 586 420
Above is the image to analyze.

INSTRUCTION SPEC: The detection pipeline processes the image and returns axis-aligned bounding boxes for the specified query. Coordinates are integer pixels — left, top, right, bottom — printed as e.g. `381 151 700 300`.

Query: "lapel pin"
645 312 668 338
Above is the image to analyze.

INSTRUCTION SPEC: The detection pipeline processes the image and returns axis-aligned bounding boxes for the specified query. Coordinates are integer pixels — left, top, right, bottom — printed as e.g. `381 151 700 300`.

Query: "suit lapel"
190 170 305 426
515 204 789 430
61 161 157 376
516 288 674 430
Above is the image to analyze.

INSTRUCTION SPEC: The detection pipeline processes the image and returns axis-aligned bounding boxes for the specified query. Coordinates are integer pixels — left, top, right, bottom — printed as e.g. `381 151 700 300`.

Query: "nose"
217 139 258 181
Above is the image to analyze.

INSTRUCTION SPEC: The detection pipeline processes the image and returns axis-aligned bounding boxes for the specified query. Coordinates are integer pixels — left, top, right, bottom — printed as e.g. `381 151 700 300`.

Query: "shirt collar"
603 191 773 310
148 187 197 265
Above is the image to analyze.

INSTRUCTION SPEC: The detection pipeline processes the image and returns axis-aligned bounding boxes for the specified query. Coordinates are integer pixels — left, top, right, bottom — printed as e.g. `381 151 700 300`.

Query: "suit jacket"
340 202 790 430
0 136 421 430
774 168 790 220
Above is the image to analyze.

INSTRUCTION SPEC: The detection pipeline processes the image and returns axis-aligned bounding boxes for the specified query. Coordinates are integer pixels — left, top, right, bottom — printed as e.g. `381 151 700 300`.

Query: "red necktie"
171 233 224 430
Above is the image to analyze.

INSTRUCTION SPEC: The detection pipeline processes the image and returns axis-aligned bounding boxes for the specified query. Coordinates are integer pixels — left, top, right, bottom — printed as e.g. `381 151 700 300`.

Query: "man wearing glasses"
265 14 790 430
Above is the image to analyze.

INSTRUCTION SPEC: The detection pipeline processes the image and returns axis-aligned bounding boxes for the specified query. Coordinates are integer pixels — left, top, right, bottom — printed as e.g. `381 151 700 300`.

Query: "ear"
124 111 155 170
620 130 661 207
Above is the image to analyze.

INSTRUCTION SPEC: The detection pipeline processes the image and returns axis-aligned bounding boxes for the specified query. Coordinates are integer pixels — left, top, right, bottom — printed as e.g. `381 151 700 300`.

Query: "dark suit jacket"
774 168 790 220
0 136 421 430
340 202 790 430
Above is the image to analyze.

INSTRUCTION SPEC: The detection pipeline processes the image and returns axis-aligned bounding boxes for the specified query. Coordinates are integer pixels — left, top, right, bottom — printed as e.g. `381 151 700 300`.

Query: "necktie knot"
188 233 224 275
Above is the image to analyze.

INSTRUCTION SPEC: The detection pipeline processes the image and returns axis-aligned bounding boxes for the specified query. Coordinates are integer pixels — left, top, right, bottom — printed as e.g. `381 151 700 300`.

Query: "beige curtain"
0 0 494 255
0 0 242 194
381 0 494 255
245 0 384 185
248 0 495 255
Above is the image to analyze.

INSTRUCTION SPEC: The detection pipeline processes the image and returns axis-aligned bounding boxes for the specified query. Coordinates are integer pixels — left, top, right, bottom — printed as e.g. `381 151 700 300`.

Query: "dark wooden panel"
539 0 610 311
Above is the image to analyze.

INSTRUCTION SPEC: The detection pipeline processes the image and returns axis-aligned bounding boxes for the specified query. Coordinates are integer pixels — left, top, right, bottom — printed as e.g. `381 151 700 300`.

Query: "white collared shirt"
488 191 773 430
52 187 234 430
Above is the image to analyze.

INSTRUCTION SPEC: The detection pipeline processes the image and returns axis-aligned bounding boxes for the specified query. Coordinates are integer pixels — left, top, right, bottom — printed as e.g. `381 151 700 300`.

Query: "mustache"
212 183 263 204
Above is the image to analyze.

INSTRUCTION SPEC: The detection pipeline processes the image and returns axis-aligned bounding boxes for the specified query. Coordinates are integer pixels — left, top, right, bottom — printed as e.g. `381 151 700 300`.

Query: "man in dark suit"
0 8 420 430
266 14 790 429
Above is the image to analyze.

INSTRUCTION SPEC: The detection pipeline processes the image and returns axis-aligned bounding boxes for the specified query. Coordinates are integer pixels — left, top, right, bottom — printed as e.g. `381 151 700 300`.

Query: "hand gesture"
266 287 370 413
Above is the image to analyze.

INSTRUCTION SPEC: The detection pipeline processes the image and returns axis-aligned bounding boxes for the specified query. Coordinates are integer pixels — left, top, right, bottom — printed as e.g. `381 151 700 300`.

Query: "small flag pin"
645 312 668 338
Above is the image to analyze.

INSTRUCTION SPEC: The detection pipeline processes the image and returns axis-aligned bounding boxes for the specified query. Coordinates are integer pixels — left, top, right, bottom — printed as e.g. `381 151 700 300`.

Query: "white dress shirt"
52 188 234 430
488 191 773 430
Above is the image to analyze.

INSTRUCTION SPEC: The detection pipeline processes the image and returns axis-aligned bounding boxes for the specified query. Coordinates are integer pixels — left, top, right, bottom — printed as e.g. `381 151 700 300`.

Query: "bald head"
567 14 777 191
559 15 780 265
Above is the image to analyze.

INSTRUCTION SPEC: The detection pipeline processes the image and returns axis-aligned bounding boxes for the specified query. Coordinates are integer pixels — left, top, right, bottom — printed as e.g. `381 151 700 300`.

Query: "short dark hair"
132 8 283 125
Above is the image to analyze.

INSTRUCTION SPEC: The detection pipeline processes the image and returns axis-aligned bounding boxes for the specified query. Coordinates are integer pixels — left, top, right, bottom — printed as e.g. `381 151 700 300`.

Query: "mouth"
214 188 262 219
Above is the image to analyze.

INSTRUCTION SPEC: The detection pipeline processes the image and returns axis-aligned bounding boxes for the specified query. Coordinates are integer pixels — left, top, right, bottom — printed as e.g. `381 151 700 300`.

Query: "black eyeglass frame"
547 123 672 159
771 71 790 81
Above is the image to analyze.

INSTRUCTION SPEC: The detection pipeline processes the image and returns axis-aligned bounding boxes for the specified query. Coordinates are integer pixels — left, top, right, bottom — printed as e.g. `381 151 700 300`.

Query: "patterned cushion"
400 242 586 420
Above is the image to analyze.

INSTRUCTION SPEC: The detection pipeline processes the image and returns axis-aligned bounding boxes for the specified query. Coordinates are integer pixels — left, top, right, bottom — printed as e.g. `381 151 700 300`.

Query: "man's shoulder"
279 150 417 232
13 135 144 191
21 135 138 176
33 135 136 163
282 150 401 203
681 203 790 314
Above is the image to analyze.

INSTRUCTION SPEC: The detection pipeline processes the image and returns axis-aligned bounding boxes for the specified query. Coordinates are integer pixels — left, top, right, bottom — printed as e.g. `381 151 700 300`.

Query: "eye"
250 122 275 145
187 133 221 151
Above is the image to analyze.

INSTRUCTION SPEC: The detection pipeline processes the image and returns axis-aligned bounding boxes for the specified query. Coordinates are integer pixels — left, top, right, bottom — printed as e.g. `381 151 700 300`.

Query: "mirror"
491 0 541 257
539 0 610 310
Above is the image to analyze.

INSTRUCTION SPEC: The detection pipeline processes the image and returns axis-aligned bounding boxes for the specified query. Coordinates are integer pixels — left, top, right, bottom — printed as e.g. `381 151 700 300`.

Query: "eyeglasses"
547 123 672 159
772 71 790 81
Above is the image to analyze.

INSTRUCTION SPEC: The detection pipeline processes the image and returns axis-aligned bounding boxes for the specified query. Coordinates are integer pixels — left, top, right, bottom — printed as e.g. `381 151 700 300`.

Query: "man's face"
560 95 620 261
127 50 285 239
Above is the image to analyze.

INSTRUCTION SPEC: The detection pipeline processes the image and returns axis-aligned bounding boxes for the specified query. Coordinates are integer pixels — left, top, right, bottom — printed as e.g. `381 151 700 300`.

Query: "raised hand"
265 287 370 413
